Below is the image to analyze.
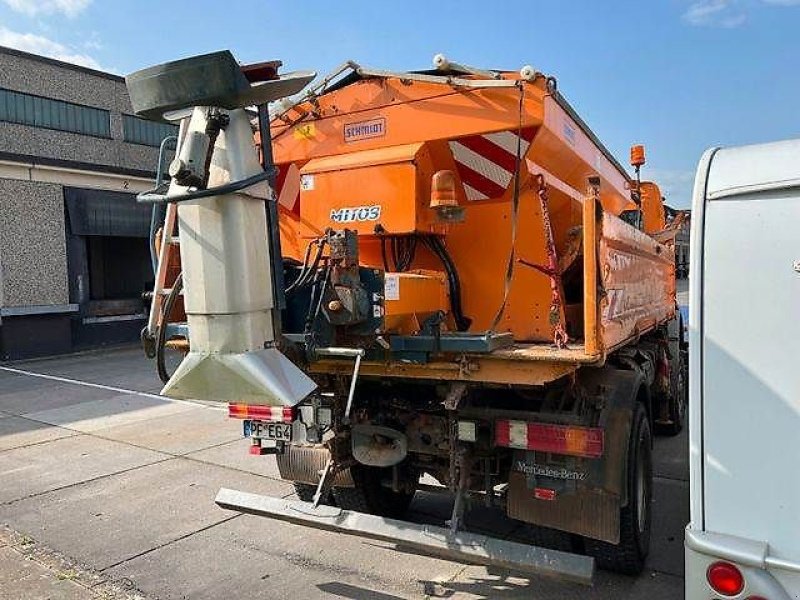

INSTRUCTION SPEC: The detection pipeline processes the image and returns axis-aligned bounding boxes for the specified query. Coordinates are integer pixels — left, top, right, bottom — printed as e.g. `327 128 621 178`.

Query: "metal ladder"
145 201 186 343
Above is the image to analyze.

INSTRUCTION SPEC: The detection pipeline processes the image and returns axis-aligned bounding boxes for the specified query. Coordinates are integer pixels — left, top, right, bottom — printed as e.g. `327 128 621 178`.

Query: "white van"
686 139 800 599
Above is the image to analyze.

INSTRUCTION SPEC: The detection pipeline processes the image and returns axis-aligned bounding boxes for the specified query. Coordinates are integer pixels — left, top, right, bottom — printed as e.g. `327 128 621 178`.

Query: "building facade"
0 46 176 359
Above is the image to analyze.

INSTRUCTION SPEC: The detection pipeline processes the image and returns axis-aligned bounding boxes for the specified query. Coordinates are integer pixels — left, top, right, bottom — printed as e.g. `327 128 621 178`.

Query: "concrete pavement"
0 343 689 599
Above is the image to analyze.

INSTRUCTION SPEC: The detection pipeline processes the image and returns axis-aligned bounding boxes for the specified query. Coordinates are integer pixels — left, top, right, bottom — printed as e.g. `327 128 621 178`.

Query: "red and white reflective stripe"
495 420 604 458
275 163 300 214
449 129 535 201
228 403 294 422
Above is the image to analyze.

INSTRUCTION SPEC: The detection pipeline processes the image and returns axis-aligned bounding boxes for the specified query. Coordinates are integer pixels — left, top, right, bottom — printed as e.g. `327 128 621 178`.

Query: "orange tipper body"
267 61 675 383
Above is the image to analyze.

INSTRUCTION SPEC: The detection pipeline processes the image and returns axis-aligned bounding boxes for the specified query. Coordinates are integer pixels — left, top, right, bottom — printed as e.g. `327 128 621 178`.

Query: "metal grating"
0 87 110 138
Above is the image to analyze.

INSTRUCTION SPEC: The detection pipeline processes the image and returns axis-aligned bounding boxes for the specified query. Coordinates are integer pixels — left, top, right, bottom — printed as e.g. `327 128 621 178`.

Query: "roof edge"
0 45 124 83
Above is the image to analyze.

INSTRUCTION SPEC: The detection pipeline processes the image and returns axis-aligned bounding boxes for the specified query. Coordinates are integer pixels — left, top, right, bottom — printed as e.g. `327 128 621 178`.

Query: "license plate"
243 420 292 441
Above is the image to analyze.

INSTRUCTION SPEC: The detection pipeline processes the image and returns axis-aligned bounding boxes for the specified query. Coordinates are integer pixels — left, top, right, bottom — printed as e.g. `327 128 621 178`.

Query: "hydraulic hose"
423 236 471 332
137 169 275 205
156 273 183 384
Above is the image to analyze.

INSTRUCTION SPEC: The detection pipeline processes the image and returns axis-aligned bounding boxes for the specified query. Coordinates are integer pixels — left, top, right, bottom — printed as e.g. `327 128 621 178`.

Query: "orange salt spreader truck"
127 51 687 584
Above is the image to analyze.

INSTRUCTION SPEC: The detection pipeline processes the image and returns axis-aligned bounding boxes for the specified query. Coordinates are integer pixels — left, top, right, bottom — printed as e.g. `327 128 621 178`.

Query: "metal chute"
126 52 317 407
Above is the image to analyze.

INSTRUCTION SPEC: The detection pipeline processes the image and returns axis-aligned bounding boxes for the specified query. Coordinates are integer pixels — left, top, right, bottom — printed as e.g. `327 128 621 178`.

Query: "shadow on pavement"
317 581 408 599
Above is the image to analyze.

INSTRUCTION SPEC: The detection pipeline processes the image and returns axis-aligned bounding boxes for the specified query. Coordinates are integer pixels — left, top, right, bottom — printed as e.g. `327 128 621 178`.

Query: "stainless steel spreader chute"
126 50 317 408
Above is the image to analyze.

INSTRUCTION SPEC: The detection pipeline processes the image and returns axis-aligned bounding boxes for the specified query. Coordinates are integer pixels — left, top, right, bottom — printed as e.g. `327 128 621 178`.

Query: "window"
0 87 111 138
122 114 177 147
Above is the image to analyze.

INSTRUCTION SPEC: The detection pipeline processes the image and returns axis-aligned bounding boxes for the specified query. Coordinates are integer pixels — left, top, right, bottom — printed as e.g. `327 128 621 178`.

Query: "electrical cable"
380 237 392 272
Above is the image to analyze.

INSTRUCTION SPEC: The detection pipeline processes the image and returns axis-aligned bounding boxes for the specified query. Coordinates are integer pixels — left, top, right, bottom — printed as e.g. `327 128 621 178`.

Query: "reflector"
228 403 294 422
494 420 604 458
707 561 744 596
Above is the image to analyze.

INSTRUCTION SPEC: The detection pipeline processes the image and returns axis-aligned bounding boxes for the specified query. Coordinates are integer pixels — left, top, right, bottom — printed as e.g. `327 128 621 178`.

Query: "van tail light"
707 561 744 596
228 403 294 423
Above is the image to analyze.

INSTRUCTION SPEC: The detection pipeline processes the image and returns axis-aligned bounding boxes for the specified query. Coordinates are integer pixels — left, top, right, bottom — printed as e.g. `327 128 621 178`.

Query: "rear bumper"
685 527 795 599
217 487 594 585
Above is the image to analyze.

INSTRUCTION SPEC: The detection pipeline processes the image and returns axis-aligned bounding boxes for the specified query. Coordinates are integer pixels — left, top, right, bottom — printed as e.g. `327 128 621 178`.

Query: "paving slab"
0 416 77 451
0 525 155 600
0 374 125 415
0 545 94 600
185 438 283 480
0 434 167 503
93 405 238 455
105 511 463 600
2 457 292 571
23 393 194 433
13 347 160 394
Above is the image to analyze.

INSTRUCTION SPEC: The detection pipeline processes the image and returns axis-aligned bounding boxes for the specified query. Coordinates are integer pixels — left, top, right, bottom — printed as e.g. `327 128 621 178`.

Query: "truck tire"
658 316 688 436
332 465 416 519
585 403 652 574
663 345 688 436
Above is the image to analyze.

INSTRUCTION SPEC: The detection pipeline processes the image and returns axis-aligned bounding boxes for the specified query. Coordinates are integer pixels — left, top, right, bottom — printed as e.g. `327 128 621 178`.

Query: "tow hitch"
215 488 595 585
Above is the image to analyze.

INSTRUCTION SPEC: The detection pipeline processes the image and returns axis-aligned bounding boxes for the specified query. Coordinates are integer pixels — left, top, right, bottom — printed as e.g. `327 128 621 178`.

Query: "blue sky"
1 0 799 207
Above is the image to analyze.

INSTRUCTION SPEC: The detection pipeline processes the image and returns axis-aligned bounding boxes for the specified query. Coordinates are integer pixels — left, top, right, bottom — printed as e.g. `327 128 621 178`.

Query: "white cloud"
82 30 102 51
0 26 104 70
1 0 92 17
683 0 747 27
683 0 800 27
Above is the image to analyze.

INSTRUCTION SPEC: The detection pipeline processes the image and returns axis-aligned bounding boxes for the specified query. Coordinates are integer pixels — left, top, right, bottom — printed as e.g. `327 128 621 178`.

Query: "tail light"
707 561 744 596
228 403 294 423
495 420 604 458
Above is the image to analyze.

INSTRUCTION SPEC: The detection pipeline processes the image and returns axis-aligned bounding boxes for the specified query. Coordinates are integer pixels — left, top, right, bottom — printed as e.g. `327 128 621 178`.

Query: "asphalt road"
0 289 689 599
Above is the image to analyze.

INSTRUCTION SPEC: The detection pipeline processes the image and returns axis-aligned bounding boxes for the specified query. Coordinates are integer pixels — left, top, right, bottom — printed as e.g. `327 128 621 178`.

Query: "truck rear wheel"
585 403 652 574
658 316 688 437
332 465 417 519
663 346 688 436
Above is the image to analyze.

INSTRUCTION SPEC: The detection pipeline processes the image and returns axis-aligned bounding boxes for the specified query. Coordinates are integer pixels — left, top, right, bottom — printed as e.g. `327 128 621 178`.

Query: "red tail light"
228 403 294 423
495 420 604 458
707 561 744 596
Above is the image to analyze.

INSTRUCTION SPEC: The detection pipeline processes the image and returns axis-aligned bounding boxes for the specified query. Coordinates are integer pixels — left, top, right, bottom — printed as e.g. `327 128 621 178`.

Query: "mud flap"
505 367 645 543
508 470 621 543
215 488 594 585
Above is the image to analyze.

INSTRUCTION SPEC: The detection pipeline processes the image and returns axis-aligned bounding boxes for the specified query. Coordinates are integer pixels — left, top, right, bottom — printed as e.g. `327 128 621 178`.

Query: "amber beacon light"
630 144 646 168
430 170 464 222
